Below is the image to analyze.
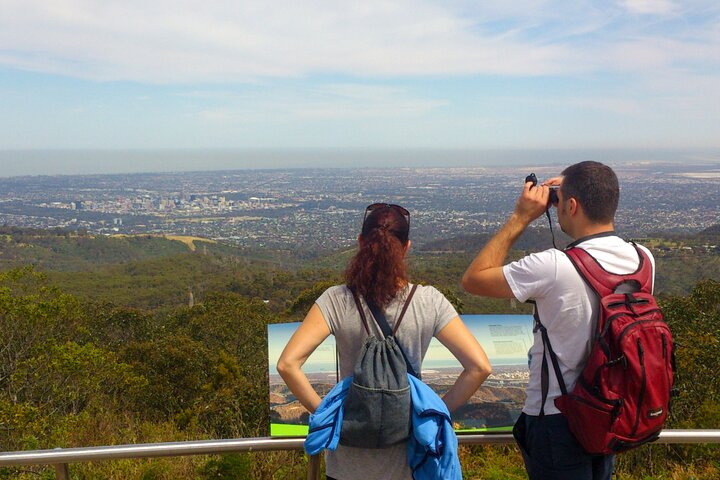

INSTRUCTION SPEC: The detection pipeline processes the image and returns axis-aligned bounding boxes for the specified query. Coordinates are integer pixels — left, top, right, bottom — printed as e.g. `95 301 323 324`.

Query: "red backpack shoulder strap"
630 245 654 293
564 247 615 297
565 244 653 296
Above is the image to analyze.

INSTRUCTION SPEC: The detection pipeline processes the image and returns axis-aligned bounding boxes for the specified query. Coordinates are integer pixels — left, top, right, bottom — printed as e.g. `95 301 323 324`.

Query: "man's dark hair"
561 161 619 223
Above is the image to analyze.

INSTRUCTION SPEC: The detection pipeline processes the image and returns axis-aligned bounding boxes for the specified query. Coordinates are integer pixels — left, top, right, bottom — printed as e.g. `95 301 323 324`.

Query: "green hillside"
1 226 717 312
0 227 202 270
417 226 720 298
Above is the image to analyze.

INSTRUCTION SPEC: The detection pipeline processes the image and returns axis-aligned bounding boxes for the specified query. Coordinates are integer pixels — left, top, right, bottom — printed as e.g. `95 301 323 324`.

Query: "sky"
1 1 719 174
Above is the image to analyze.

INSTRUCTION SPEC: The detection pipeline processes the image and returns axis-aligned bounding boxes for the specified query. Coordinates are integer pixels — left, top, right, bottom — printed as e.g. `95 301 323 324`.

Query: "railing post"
307 454 321 480
54 463 70 480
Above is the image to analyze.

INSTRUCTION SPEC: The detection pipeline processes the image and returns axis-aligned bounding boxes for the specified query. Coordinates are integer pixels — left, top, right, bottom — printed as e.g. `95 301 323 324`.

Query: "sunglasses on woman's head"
363 203 410 226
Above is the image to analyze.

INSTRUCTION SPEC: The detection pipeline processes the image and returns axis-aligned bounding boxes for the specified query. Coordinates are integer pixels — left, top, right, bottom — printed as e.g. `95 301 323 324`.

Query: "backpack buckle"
607 355 627 369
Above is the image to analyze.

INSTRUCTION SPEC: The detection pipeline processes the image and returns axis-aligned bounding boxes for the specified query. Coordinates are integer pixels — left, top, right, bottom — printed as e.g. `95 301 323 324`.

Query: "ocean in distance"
2 148 719 177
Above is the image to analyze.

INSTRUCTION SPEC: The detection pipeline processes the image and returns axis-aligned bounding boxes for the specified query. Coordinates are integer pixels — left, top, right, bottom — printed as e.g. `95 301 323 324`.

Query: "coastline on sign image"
422 314 532 430
420 364 527 431
267 314 533 435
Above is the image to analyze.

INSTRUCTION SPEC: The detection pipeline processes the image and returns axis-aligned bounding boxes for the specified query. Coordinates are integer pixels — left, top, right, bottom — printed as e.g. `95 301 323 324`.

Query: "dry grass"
164 235 216 251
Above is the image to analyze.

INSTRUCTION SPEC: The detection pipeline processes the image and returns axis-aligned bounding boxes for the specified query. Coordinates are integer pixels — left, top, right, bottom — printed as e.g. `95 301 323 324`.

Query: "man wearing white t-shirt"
462 161 654 480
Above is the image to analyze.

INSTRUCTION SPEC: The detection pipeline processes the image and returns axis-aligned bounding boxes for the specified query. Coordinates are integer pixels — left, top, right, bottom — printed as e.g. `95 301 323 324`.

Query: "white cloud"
0 1 717 85
196 84 448 122
0 0 717 84
530 96 642 115
621 0 677 15
0 0 580 82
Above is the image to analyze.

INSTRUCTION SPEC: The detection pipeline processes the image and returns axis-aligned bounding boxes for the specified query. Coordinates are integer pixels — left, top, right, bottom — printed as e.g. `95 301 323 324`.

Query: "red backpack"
535 244 675 455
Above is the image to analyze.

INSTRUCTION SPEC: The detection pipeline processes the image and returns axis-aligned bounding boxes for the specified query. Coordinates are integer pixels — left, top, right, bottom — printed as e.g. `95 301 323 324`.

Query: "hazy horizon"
2 147 719 178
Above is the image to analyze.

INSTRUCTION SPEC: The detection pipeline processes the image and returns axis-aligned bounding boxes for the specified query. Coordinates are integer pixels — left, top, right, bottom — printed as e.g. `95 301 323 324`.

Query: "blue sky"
1 1 719 170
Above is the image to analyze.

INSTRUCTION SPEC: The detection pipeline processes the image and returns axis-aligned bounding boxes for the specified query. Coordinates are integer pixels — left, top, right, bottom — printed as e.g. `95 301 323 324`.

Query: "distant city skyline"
1 1 719 161
1 166 717 268
1 147 719 177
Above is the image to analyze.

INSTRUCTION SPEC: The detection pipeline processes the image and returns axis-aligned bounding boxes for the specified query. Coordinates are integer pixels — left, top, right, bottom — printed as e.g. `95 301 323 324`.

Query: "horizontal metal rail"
1 430 718 479
0 437 307 466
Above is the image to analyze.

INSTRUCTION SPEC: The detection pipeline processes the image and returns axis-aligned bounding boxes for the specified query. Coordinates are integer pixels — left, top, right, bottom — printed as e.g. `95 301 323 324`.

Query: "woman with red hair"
278 203 491 480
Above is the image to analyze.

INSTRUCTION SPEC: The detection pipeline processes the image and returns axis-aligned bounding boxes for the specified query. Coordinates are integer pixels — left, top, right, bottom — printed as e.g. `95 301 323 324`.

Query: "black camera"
525 173 559 207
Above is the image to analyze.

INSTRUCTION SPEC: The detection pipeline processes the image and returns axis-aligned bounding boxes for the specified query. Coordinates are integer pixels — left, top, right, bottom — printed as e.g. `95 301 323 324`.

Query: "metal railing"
1 430 719 480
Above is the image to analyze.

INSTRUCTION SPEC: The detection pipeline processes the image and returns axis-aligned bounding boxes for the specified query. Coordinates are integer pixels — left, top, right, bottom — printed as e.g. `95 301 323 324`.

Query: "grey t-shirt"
315 283 458 480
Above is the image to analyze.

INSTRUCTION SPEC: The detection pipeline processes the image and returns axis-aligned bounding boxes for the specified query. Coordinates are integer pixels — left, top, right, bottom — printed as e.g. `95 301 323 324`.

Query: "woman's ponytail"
345 206 409 307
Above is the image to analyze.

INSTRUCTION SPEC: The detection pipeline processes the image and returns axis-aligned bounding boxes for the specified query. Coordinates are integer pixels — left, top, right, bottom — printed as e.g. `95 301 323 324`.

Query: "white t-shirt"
502 234 655 416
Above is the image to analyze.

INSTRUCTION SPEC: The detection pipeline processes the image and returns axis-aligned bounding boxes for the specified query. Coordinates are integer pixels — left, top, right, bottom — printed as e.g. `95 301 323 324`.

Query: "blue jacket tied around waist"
304 375 462 480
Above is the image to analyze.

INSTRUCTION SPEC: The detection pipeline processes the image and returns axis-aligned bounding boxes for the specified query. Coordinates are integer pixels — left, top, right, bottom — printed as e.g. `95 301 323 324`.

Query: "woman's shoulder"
406 284 458 329
411 283 442 296
407 283 447 303
318 284 353 302
315 285 354 326
324 284 349 294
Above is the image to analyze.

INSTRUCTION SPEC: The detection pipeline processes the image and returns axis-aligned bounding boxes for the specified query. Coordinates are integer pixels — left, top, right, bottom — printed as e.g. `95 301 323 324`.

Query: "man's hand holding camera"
518 172 563 225
515 177 551 226
462 172 564 298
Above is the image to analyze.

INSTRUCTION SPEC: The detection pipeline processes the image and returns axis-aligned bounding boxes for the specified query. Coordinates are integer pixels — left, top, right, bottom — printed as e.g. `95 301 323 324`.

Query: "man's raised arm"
461 180 549 298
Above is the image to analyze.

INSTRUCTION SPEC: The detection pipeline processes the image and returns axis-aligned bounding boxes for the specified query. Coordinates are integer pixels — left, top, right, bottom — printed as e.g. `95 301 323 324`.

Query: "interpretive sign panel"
268 314 532 436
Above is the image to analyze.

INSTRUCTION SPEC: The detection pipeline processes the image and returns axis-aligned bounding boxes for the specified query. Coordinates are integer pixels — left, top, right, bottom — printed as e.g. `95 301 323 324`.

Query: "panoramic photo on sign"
268 314 533 436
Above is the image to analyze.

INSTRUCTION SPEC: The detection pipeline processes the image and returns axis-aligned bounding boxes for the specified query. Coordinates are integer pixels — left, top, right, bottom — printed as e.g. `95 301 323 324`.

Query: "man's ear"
567 197 579 216
404 240 412 255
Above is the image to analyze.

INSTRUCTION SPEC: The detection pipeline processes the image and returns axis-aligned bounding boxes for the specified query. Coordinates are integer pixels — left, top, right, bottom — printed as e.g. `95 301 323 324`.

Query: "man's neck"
571 223 615 241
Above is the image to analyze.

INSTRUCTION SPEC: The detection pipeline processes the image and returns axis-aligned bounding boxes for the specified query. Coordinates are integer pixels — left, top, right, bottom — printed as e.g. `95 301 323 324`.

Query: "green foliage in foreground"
0 267 275 478
0 265 718 479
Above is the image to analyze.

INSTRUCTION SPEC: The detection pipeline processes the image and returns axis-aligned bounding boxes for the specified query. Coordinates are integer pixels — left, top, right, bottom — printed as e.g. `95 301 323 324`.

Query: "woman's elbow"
276 357 292 378
470 362 492 381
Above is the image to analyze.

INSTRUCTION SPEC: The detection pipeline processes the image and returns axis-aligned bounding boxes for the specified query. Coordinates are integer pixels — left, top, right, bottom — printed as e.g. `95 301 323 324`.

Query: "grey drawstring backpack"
340 284 419 448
